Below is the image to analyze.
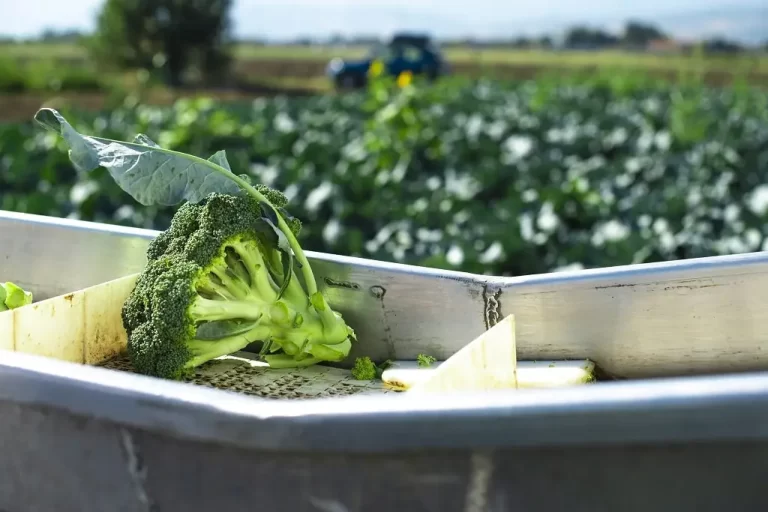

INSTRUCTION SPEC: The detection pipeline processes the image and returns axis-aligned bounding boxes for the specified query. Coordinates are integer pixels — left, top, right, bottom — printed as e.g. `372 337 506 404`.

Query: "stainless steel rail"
2 209 767 378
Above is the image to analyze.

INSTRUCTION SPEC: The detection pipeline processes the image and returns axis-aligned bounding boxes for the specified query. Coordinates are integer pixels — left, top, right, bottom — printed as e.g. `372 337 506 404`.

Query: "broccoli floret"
417 353 436 367
0 282 33 312
123 192 356 379
146 202 203 261
351 357 377 380
351 357 393 381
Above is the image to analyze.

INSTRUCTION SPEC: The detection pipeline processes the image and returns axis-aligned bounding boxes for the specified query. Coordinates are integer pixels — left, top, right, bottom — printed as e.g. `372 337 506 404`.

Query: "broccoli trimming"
351 357 393 380
0 282 33 312
36 108 356 380
417 353 436 367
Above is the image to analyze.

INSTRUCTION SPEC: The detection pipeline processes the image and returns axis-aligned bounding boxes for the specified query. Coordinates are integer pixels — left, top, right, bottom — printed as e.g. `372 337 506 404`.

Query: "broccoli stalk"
0 282 33 312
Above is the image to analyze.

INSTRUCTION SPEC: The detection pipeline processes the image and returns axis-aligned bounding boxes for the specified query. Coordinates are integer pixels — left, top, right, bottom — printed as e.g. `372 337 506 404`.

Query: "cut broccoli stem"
229 240 278 303
310 292 349 342
196 278 237 300
189 297 264 322
209 266 250 300
185 324 272 368
224 249 251 285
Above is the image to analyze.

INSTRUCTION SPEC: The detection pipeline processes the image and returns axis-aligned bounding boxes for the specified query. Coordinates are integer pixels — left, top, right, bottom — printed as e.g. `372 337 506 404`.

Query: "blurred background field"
1 39 766 122
1 0 767 277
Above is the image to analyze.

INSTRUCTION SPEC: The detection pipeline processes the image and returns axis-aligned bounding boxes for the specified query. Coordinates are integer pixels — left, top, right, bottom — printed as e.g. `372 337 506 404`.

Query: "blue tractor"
326 33 449 90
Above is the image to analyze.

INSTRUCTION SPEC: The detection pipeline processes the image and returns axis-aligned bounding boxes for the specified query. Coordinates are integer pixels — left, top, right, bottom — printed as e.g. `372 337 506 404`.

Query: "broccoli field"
2 74 768 277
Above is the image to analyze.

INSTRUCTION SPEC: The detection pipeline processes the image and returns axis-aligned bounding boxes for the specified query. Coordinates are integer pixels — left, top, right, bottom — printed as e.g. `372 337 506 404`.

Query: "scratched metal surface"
3 209 768 378
3 393 768 512
4 390 768 512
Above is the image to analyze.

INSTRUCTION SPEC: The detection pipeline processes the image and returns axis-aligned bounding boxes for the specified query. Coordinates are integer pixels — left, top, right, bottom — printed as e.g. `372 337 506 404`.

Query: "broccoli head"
123 192 355 379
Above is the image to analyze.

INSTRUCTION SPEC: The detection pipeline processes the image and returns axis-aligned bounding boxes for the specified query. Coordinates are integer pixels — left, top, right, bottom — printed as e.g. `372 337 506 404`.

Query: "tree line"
8 1 765 89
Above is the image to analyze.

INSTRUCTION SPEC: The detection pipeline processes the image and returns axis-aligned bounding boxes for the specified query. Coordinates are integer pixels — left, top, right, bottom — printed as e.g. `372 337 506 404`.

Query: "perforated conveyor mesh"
100 351 397 399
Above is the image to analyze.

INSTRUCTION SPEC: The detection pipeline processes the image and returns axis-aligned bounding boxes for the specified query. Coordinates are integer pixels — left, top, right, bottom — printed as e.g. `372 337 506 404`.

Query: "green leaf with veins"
34 108 243 206
35 107 316 296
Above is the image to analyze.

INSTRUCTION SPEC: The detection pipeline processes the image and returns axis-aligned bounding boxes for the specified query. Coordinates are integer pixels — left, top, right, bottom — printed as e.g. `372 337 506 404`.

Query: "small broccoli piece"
0 282 33 312
351 357 377 380
417 353 436 367
123 192 356 379
351 357 394 381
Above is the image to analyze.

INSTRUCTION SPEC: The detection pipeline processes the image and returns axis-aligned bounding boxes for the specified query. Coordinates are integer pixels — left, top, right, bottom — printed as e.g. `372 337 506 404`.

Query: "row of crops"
2 74 768 277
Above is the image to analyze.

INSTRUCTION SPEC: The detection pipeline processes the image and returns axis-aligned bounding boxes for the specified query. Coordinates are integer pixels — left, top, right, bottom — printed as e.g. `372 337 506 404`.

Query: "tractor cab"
326 32 449 89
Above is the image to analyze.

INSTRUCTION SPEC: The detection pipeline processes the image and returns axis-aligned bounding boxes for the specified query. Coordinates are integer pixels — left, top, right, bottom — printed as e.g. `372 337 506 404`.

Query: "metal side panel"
3 350 768 512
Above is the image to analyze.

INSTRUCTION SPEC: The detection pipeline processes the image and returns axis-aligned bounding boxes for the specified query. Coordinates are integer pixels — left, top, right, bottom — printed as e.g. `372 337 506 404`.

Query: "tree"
564 26 619 49
622 21 667 48
703 37 743 54
40 29 85 43
89 0 234 87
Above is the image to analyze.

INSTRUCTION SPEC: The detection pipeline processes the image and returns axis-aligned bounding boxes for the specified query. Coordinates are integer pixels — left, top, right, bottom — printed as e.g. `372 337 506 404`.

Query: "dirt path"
0 83 319 123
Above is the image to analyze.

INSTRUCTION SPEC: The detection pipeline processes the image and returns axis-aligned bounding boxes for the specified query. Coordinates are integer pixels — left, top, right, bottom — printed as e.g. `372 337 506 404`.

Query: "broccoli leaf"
34 108 242 206
37 107 298 298
36 107 322 297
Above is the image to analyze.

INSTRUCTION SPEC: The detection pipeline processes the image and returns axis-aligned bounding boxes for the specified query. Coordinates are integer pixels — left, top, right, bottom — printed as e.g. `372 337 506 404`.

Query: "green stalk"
185 324 272 368
226 172 319 296
210 266 250 300
189 297 264 322
232 241 278 303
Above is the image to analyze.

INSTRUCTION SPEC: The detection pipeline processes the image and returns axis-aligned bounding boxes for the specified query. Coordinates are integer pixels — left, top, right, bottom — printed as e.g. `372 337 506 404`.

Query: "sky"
2 0 766 43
